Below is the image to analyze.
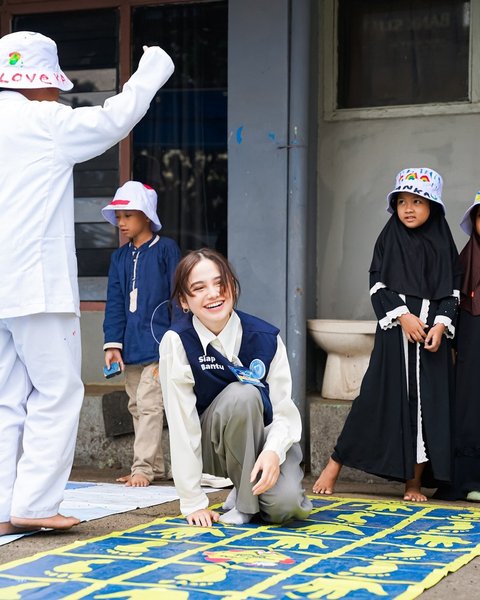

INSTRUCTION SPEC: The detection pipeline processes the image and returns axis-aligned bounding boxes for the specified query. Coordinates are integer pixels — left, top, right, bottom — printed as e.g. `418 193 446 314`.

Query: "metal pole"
286 0 311 455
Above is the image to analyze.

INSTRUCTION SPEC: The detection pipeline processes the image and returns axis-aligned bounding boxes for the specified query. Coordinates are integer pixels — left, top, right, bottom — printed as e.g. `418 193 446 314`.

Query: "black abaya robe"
435 310 480 498
333 293 456 485
332 208 460 486
435 226 480 499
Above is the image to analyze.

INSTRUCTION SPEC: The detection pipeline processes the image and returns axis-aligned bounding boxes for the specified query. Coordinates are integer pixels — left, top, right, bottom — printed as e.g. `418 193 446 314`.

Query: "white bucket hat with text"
0 31 73 91
386 167 445 214
102 181 162 232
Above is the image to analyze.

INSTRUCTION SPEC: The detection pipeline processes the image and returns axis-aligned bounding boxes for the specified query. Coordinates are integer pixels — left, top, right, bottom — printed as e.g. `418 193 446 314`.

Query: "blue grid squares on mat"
1 497 480 599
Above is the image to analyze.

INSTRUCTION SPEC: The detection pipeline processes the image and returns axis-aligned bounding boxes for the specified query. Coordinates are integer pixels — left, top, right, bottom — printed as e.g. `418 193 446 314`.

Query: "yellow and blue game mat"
1 496 480 599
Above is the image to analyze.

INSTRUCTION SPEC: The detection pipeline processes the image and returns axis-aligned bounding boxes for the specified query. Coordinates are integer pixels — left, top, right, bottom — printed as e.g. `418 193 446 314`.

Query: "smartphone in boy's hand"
103 361 122 378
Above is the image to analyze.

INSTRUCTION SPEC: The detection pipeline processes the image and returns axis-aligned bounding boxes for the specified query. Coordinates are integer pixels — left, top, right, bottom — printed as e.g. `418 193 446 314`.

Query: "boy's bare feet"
312 457 342 495
10 514 80 530
403 463 427 502
117 473 150 487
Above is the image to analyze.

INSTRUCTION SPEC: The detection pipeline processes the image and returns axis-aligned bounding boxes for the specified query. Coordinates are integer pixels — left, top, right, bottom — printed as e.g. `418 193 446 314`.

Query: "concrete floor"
1 469 479 599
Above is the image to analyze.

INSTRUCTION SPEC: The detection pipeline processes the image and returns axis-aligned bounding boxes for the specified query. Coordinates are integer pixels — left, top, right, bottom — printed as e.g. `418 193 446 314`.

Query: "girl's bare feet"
404 485 427 502
116 473 131 484
312 457 342 495
404 463 427 502
119 473 150 487
10 514 80 530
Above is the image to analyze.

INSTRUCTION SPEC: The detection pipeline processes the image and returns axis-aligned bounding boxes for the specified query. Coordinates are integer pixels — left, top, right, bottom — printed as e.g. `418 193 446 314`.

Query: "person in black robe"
313 167 461 502
434 194 480 500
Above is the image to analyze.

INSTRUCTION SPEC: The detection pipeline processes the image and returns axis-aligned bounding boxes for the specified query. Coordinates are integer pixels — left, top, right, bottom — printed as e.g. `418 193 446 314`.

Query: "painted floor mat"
1 496 480 599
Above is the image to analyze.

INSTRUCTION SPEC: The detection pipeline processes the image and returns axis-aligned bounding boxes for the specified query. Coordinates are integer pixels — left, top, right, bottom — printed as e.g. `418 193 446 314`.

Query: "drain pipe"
286 0 311 454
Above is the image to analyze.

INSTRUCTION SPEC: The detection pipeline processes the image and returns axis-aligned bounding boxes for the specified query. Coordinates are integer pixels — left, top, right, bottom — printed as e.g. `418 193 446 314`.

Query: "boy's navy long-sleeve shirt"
103 234 181 364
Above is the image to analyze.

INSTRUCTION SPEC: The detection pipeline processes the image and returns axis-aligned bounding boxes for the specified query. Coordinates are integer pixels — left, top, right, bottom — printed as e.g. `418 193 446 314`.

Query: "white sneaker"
200 473 233 488
466 490 480 502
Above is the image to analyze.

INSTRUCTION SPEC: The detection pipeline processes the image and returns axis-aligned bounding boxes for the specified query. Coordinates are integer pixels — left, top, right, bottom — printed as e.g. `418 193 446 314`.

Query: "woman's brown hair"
172 248 241 307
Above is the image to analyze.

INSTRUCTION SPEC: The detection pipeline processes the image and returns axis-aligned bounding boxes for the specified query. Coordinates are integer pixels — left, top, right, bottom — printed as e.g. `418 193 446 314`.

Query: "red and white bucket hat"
102 181 162 232
0 31 73 91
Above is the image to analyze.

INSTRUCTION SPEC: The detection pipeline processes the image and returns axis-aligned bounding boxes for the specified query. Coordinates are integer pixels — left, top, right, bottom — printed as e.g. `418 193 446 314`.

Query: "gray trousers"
200 382 312 524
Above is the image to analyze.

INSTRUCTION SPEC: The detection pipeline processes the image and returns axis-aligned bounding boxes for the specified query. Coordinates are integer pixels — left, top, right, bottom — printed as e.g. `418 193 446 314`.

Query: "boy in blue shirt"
102 181 181 486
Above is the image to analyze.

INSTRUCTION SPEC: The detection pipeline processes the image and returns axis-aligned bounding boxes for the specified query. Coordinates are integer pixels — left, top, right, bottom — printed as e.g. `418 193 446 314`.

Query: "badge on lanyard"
129 288 138 312
229 365 265 387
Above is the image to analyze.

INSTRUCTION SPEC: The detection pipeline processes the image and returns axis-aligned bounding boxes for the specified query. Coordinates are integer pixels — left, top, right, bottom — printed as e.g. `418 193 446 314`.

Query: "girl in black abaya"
435 194 480 501
313 168 461 502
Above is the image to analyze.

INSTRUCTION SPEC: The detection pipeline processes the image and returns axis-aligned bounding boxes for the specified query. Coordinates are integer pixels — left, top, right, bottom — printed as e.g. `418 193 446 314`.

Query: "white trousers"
0 313 84 520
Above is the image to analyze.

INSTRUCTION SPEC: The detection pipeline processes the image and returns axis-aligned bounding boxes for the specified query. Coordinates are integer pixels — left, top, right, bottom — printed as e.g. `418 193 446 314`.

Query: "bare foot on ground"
403 485 427 502
312 458 342 495
403 463 427 502
10 514 80 531
116 473 131 484
118 473 150 487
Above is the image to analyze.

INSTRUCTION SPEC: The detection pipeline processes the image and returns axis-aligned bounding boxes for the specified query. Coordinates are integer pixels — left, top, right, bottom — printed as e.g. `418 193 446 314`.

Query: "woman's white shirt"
159 311 302 516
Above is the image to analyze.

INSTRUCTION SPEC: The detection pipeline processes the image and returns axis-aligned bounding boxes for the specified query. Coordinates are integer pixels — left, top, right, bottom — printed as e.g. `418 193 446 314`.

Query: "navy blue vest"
172 311 279 425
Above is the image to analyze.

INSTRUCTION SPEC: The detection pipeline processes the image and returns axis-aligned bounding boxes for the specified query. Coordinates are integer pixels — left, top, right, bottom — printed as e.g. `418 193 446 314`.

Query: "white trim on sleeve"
103 342 123 350
369 281 386 296
379 304 409 330
434 315 455 339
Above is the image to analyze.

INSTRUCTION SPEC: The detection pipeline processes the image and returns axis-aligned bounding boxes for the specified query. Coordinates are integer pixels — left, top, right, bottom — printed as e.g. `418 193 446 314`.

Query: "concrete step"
75 387 380 485
74 384 171 473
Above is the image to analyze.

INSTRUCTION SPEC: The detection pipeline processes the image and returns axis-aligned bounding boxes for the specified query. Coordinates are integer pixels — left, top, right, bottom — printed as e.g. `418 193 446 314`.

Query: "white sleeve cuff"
370 281 386 296
103 342 123 351
434 316 455 339
263 432 288 465
379 305 409 330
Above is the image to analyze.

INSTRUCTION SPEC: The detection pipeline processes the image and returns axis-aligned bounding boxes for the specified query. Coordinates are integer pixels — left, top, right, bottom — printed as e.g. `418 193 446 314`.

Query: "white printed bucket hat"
0 31 73 91
102 181 162 232
460 191 480 236
386 167 445 214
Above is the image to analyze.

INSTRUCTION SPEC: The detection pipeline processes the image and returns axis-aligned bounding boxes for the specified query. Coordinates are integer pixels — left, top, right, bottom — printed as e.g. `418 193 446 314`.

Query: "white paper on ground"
0 480 224 546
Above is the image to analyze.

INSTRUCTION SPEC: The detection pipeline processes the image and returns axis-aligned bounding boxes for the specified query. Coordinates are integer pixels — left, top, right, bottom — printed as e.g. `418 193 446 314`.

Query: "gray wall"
80 309 124 385
228 0 290 334
315 115 476 321
315 2 476 319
